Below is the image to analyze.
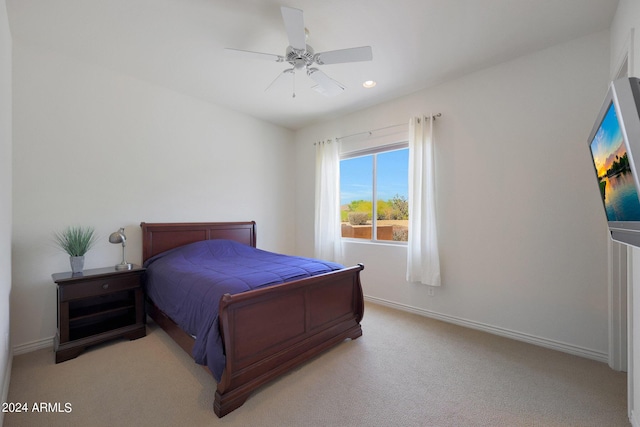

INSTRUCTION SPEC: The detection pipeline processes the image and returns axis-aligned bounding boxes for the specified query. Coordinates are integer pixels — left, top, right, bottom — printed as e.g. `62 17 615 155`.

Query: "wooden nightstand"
52 265 146 363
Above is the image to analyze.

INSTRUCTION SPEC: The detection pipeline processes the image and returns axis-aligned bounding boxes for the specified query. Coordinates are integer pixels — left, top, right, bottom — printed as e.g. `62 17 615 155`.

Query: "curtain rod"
336 113 441 142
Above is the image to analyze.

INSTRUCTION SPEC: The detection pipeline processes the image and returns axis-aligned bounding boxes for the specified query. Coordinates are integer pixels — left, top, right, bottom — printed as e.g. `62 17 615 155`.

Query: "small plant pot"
70 256 84 274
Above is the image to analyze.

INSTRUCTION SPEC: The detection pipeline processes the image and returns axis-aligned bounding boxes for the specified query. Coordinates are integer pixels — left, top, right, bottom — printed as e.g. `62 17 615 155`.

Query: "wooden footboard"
214 263 364 417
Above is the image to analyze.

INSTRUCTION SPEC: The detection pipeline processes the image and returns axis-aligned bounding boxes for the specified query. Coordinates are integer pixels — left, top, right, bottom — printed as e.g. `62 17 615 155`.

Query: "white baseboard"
631 409 638 427
364 296 609 364
12 336 53 356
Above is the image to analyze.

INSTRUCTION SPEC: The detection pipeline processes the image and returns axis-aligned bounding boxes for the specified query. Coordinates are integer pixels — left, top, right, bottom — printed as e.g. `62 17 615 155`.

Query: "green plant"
53 226 98 257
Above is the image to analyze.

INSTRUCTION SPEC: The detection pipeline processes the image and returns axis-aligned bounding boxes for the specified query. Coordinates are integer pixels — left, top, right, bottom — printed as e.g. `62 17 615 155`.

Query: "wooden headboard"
140 221 257 262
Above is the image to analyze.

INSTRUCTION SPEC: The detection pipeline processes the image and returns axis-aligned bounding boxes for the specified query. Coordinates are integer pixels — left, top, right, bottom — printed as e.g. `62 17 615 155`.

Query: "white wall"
0 0 12 422
295 31 611 360
611 0 640 424
11 43 295 351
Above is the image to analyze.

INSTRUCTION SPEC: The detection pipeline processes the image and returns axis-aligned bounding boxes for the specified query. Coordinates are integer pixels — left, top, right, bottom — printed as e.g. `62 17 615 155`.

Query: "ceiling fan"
225 6 373 98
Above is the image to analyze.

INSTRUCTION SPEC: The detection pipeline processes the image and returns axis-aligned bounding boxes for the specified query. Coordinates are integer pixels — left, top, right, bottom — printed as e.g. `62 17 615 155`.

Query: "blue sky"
591 102 625 178
340 149 409 205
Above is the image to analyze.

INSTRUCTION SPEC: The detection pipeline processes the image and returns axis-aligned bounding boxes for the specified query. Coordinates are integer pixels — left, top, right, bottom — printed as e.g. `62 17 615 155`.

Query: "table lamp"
109 227 133 270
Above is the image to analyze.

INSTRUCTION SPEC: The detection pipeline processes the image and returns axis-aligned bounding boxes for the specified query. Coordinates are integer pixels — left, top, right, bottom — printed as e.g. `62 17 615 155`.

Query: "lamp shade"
109 228 126 245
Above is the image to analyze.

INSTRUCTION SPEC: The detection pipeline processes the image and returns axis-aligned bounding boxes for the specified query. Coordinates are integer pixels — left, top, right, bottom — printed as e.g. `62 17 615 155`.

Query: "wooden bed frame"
140 221 365 417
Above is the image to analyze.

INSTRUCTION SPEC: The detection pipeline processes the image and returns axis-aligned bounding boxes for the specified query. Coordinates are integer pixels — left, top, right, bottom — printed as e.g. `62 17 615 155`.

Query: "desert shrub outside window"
340 143 409 242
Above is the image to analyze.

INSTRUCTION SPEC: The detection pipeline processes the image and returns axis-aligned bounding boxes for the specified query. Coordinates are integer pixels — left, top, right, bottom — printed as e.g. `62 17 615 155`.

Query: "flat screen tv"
589 77 640 247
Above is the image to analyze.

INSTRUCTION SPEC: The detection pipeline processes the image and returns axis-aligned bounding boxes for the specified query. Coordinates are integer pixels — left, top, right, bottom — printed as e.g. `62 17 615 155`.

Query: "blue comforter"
143 239 343 381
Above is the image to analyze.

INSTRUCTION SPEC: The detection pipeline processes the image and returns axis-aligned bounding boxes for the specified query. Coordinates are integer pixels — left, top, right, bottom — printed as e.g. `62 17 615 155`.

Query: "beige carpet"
4 303 629 426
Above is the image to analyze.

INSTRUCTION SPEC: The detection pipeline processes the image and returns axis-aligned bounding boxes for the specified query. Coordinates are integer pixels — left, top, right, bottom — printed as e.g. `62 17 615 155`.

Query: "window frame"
340 141 409 245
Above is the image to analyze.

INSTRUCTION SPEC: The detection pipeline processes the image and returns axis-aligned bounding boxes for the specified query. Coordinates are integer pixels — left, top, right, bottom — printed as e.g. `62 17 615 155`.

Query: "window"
340 144 409 242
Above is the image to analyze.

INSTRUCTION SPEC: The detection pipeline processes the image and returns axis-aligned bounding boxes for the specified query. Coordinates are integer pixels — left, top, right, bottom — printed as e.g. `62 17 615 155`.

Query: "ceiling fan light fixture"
363 80 377 88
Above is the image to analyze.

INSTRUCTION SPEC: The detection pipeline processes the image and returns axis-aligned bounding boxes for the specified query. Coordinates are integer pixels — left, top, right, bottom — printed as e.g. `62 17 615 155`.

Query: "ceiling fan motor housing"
286 45 315 69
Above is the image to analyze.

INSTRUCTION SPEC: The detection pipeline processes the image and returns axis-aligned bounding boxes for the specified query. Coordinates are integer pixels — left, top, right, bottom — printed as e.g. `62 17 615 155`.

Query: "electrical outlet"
427 287 435 296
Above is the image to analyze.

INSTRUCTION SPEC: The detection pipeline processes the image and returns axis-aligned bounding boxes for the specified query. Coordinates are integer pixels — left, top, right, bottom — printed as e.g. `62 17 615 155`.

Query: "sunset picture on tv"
590 102 640 221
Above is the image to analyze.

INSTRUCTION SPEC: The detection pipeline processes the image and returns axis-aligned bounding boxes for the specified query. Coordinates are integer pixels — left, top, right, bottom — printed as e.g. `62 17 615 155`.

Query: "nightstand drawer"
58 274 140 301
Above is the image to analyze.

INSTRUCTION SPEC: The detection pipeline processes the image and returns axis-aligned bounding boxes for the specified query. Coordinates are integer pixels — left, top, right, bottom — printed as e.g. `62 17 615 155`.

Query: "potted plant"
53 226 98 273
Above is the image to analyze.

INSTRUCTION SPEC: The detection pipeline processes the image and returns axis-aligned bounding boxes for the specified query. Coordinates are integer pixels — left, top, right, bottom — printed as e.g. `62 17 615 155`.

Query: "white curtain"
314 139 343 263
407 115 441 286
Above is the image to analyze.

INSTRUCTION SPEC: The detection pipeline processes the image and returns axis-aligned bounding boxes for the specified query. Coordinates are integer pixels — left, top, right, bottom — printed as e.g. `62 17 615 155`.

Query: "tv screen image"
590 101 640 222
588 77 640 247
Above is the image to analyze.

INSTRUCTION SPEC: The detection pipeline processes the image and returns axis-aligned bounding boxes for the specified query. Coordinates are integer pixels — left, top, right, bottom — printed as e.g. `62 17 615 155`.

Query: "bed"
140 221 365 417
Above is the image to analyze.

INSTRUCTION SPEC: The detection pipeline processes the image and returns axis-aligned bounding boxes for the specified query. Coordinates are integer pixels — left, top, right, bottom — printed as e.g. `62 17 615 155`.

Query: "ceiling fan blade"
315 46 373 65
224 48 284 62
266 68 295 93
307 68 344 97
281 6 306 51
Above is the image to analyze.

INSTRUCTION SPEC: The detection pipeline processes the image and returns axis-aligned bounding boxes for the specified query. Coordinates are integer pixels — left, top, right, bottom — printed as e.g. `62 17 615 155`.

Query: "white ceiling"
6 0 618 130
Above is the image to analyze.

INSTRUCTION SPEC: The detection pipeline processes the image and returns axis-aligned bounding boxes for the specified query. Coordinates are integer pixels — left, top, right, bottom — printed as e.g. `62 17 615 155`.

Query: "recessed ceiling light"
363 80 377 88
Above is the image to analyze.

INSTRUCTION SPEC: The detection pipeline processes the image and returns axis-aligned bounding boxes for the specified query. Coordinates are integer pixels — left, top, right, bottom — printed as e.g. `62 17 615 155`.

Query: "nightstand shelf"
52 265 146 363
69 299 135 321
